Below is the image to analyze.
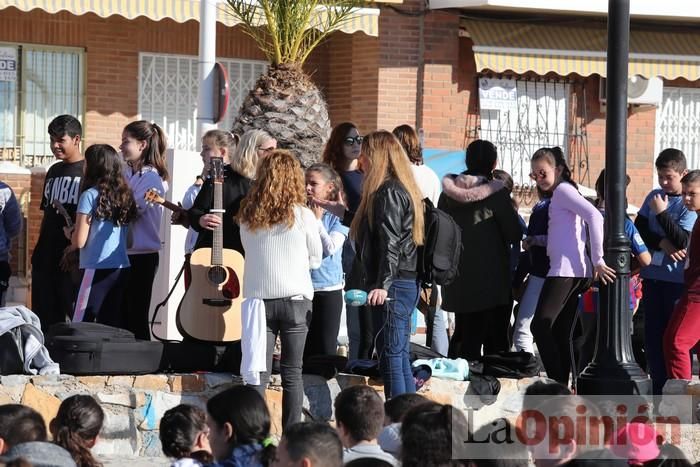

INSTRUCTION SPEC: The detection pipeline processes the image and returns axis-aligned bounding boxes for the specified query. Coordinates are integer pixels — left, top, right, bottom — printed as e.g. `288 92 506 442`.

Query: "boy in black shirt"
31 115 84 330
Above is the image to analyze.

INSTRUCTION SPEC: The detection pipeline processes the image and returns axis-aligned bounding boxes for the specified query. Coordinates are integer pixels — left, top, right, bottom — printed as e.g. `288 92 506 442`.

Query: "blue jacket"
0 181 22 262
207 443 264 467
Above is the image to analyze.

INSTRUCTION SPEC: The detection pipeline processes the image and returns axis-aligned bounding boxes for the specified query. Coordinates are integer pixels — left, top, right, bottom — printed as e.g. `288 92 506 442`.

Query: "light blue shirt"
311 212 349 289
77 188 130 269
638 189 696 283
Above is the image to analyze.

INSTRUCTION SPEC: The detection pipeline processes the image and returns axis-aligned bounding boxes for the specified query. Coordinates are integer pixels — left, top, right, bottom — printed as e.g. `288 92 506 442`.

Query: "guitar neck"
212 182 224 267
159 199 183 213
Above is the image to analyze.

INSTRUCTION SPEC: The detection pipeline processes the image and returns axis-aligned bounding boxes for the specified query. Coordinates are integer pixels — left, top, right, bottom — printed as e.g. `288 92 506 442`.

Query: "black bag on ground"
418 198 462 287
46 322 163 375
0 327 25 375
479 351 540 379
409 342 443 362
159 341 224 373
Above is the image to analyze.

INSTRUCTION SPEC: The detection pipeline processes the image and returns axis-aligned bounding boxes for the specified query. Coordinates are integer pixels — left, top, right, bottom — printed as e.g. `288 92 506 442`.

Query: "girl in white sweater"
237 150 322 430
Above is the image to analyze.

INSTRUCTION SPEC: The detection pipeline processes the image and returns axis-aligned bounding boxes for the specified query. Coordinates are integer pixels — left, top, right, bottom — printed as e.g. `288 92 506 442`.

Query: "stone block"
0 383 25 403
77 376 108 389
21 383 61 426
141 430 163 457
204 373 235 390
93 438 138 457
1 375 29 386
265 388 283 436
138 392 205 431
335 373 370 388
170 374 206 393
102 405 134 434
108 376 135 388
133 375 168 391
663 379 691 395
97 391 145 408
30 374 74 386
686 382 700 396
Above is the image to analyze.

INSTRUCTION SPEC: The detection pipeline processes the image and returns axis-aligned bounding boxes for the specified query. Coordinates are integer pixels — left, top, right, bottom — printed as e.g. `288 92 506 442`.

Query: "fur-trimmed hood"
441 174 505 203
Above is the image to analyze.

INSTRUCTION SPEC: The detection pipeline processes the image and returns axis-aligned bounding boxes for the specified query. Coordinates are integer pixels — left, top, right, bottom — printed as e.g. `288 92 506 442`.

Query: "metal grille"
466 76 591 208
655 87 700 171
0 45 84 167
139 53 267 151
475 78 572 187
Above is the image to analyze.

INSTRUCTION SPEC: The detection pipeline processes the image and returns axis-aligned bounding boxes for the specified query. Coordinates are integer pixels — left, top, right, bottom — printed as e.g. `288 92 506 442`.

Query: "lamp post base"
577 362 651 395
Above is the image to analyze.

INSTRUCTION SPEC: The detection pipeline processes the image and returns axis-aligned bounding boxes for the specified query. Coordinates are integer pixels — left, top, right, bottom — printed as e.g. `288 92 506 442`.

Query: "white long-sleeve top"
240 205 322 300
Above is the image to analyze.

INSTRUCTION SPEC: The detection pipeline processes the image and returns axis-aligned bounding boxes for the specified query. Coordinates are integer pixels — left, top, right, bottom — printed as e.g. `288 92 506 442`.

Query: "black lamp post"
576 0 651 395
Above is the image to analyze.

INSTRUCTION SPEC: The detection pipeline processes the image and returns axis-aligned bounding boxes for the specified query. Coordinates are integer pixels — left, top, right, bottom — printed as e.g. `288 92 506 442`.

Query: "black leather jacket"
357 179 418 290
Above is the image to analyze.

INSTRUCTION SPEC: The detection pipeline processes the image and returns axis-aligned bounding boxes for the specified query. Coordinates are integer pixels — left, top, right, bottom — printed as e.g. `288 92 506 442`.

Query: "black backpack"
479 351 540 379
418 198 462 287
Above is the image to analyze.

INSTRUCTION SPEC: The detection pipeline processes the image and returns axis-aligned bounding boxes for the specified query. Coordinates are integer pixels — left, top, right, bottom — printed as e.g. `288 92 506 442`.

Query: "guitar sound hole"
207 266 227 286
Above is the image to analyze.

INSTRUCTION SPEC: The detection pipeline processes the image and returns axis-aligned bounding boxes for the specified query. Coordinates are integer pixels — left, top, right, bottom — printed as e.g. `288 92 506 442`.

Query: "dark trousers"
643 279 685 394
253 297 311 431
448 304 512 361
73 268 129 326
122 252 159 340
305 289 343 358
371 279 420 398
0 260 10 306
32 265 80 332
531 277 590 385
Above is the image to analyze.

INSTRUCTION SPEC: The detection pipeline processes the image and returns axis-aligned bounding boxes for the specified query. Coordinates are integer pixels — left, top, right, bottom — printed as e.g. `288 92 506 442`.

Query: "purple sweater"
547 182 605 278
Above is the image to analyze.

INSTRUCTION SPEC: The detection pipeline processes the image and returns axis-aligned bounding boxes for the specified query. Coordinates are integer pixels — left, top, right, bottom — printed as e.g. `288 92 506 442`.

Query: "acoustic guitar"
170 157 244 343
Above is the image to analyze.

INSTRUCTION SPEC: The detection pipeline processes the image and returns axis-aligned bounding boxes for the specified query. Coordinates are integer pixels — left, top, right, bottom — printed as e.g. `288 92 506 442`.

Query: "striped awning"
462 19 700 80
0 0 379 36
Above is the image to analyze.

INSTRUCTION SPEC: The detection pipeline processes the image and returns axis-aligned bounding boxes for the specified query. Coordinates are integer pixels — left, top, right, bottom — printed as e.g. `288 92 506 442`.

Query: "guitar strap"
149 259 187 343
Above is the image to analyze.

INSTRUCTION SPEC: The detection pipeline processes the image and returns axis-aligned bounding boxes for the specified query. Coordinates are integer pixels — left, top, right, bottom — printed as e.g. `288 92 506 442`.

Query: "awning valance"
462 19 700 80
0 0 379 37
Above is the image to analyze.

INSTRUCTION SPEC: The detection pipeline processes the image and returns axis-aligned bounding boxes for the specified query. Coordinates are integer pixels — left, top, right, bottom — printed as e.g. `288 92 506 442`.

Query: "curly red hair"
236 150 306 231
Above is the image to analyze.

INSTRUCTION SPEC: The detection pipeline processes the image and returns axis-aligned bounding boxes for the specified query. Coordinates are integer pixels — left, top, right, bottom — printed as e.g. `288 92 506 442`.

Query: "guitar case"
45 322 163 375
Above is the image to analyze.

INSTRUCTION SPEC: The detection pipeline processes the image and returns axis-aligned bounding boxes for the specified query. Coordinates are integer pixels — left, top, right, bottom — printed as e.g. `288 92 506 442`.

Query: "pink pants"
663 296 700 380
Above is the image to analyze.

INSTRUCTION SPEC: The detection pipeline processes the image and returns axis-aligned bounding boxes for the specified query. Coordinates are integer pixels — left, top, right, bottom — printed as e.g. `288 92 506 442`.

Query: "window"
655 87 700 172
139 53 268 151
477 78 571 186
0 44 85 167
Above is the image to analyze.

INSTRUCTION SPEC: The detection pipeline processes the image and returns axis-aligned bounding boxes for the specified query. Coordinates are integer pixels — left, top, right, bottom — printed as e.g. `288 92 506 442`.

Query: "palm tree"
226 0 363 168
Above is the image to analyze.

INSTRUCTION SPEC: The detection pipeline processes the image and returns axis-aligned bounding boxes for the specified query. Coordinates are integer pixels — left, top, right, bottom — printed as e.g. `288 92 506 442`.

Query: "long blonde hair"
350 131 424 246
232 129 273 179
236 150 306 231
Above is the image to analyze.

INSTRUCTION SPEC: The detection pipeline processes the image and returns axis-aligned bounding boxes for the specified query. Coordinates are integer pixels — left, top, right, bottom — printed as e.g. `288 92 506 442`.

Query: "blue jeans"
372 279 420 398
642 279 685 394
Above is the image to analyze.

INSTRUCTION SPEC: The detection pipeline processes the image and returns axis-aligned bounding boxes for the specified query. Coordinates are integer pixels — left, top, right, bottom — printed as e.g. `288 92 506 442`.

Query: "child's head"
273 422 343 467
305 163 343 203
333 385 384 448
49 395 104 467
465 139 498 178
201 130 239 169
530 146 573 195
492 169 514 193
400 402 469 467
681 170 700 212
48 115 82 162
83 144 137 224
383 393 428 426
656 148 688 195
160 404 212 464
237 150 306 231
322 122 362 171
392 124 423 165
594 169 631 207
206 386 272 463
0 404 46 454
232 129 276 179
120 120 169 181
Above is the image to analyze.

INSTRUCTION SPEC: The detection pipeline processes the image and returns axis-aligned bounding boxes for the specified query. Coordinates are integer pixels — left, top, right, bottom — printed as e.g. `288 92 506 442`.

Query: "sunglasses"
343 136 364 146
529 170 548 180
257 145 275 153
